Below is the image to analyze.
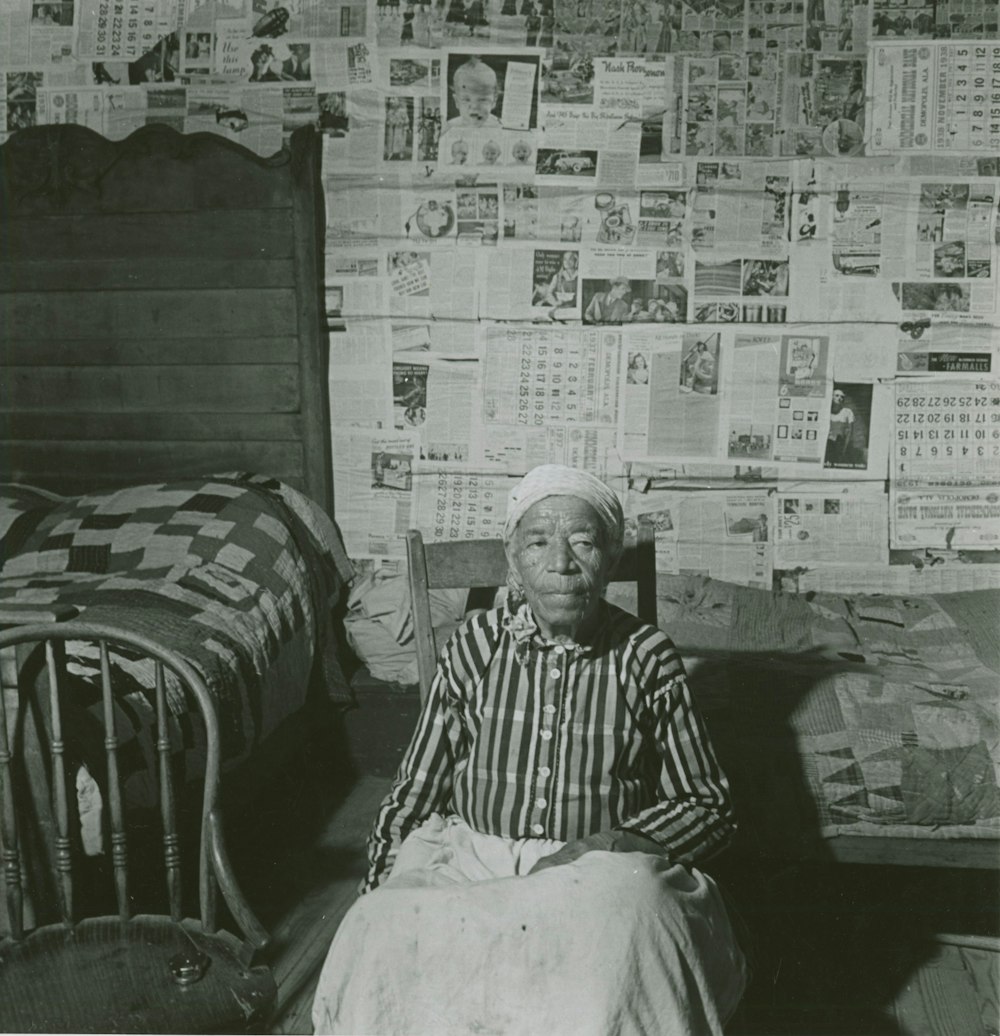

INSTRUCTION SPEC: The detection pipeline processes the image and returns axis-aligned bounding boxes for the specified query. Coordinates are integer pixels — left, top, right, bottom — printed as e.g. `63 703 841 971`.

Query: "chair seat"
0 916 276 1033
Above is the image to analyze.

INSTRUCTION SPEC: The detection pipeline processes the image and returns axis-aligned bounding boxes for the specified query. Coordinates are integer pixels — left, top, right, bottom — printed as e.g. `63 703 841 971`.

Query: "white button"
538 766 551 777
550 669 561 679
540 730 553 741
535 797 547 809
531 824 544 835
553 645 565 654
543 704 556 714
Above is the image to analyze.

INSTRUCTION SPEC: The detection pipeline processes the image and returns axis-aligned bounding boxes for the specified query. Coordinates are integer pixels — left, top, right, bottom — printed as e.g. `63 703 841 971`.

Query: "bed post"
290 125 334 518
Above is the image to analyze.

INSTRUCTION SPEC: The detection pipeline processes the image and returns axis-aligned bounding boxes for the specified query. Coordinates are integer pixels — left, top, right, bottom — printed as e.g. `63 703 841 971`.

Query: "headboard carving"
1 124 293 213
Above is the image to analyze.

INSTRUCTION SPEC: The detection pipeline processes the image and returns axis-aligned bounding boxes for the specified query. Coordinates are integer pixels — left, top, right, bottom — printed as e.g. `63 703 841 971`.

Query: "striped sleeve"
361 634 469 893
615 637 736 864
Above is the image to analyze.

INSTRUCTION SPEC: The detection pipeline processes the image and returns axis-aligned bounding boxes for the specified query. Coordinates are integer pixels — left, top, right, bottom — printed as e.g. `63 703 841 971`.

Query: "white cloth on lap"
312 814 746 1036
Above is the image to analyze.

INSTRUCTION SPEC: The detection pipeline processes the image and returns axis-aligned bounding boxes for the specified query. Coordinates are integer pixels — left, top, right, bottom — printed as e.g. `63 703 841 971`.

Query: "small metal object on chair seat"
169 948 210 986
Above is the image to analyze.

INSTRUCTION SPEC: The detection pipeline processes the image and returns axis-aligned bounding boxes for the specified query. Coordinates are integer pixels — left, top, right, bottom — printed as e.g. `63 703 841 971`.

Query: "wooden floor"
261 774 389 1035
716 856 1000 1036
218 712 391 1036
232 704 999 1036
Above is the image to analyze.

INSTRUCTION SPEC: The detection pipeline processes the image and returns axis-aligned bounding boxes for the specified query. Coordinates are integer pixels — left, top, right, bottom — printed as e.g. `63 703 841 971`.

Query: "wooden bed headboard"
0 123 333 516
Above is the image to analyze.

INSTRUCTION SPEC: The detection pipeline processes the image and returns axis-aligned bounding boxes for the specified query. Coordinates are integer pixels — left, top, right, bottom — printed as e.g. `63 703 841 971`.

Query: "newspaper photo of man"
582 277 632 323
824 383 871 469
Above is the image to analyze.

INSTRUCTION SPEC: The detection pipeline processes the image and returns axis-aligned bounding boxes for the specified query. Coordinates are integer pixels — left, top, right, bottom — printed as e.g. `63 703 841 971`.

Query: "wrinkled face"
454 79 497 124
506 496 613 641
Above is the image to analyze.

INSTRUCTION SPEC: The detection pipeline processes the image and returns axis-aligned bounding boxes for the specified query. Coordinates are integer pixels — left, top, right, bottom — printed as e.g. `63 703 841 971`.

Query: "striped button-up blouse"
363 598 735 892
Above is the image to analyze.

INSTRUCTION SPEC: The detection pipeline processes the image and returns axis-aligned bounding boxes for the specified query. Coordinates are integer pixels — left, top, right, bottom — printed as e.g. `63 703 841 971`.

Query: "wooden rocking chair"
0 613 276 1033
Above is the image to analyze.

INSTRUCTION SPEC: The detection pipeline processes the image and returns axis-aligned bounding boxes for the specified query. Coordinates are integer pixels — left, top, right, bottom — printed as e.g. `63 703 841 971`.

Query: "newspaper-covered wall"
10 0 999 592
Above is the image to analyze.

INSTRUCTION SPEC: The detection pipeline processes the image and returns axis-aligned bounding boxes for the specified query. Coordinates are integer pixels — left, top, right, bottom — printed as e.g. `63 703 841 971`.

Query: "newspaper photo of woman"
249 43 283 81
532 250 579 308
680 335 720 395
626 352 649 384
384 96 414 160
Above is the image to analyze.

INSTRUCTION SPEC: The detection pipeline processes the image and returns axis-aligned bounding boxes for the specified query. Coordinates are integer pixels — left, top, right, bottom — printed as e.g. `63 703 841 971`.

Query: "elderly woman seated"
313 464 747 1035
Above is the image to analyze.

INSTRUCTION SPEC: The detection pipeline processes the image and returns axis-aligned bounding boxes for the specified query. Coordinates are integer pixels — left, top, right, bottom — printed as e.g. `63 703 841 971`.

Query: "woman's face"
506 496 612 641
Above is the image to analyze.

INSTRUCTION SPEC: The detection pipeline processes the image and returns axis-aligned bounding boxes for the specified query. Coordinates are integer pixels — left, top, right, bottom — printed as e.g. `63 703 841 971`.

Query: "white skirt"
312 814 746 1036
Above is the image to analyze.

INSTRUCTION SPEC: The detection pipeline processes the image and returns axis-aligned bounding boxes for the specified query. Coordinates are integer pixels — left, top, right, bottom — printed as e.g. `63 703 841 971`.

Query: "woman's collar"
500 595 604 659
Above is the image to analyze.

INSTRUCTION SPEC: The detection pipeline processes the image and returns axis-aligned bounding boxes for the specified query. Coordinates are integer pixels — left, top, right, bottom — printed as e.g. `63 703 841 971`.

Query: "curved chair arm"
208 808 270 959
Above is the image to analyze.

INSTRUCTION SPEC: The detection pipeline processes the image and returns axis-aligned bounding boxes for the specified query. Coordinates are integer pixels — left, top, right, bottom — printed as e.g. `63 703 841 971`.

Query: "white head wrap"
503 464 624 550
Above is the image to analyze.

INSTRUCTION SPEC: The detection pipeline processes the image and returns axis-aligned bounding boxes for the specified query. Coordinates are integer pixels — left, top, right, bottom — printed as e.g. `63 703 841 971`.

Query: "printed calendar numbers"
943 45 1000 150
430 474 504 542
894 380 1000 482
872 42 1000 153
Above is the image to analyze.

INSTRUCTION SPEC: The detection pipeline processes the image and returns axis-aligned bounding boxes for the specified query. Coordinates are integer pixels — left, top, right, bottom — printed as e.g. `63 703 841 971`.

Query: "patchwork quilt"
607 574 1000 847
0 474 353 801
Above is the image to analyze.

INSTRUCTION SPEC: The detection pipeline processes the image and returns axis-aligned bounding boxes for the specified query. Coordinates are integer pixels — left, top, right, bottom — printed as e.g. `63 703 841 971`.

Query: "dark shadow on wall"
686 654 998 1035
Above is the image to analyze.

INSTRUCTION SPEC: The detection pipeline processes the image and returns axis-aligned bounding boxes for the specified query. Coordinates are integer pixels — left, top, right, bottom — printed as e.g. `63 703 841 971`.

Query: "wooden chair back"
0 617 276 1033
406 516 658 702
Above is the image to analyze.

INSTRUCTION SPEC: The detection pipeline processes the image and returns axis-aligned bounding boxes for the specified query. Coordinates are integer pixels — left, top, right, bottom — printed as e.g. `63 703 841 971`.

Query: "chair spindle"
0 667 24 940
154 661 183 921
98 640 129 921
44 640 73 925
